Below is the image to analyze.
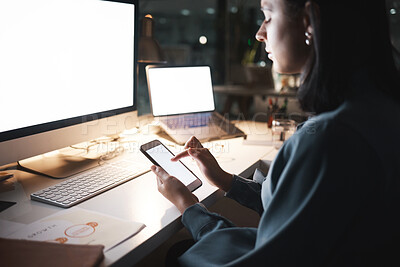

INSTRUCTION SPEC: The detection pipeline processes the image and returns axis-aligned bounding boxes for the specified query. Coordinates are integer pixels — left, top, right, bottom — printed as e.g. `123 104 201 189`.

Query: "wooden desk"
0 121 278 266
214 85 296 97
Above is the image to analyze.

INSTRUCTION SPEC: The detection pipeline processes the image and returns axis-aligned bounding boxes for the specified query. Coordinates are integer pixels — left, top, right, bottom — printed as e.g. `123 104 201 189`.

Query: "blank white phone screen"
146 145 197 186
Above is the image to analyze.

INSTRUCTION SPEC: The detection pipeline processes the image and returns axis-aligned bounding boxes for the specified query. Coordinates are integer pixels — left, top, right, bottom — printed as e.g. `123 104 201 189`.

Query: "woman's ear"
303 1 320 35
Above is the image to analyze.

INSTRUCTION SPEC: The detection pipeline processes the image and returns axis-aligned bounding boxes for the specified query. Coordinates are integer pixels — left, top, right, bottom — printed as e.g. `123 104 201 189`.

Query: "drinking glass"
271 119 296 149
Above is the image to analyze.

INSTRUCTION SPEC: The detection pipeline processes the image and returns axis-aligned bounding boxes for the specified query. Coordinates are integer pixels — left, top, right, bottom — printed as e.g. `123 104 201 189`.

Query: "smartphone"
140 140 202 192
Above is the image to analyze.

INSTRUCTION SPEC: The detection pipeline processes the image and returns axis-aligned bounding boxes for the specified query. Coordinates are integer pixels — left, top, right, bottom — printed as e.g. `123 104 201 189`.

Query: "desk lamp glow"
137 14 166 115
138 14 166 64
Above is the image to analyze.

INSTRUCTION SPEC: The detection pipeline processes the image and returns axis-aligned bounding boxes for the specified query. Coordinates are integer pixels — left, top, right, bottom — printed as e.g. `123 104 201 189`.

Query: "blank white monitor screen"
0 0 135 134
146 66 215 116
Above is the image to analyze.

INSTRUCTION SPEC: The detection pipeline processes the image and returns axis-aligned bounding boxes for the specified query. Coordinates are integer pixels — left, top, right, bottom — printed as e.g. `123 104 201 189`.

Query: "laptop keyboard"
165 114 213 129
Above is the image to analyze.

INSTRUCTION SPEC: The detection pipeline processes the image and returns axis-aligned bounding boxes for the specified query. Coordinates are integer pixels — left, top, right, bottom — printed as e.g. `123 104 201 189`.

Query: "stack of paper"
4 207 145 251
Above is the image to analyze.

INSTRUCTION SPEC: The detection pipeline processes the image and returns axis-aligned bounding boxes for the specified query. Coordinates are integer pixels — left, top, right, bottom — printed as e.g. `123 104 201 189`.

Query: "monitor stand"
17 146 103 179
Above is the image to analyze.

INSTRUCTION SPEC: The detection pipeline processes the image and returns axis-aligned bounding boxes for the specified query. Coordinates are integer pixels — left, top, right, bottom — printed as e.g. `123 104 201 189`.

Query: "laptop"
145 65 245 145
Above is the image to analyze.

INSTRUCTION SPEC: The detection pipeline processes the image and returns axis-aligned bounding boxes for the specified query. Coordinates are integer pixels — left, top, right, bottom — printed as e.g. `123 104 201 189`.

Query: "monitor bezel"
0 0 139 143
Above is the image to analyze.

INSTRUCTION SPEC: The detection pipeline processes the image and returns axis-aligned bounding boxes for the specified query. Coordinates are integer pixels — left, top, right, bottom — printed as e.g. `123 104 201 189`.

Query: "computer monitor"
0 0 139 168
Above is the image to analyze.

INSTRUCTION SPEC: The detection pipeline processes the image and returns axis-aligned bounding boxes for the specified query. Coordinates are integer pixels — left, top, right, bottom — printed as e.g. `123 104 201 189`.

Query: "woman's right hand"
171 136 233 192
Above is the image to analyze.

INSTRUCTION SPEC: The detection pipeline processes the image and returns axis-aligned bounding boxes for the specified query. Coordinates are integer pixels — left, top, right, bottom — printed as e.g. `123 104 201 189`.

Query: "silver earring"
305 32 312 46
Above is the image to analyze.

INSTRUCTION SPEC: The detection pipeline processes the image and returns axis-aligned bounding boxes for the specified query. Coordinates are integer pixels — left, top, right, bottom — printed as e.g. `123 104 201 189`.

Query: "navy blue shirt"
179 82 400 266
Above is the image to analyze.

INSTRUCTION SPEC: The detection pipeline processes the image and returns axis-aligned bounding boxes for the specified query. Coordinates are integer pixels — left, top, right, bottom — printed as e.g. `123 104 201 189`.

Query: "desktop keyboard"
31 159 150 208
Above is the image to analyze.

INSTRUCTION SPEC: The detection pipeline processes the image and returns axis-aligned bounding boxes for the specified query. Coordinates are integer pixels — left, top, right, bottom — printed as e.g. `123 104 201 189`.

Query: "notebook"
145 65 245 145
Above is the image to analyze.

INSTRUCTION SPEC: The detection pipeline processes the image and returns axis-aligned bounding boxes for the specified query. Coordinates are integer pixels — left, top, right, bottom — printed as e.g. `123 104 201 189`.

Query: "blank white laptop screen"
147 66 215 116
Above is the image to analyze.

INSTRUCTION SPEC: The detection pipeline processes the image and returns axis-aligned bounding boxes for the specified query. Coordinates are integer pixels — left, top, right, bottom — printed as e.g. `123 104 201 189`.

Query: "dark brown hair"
286 0 400 114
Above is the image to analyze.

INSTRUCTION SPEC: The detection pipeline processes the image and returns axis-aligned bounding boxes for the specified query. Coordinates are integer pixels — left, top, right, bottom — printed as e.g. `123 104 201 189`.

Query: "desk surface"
214 84 297 97
0 120 278 266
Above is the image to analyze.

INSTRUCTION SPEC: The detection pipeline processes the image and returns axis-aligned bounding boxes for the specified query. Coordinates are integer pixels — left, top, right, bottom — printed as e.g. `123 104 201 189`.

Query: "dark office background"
138 0 400 115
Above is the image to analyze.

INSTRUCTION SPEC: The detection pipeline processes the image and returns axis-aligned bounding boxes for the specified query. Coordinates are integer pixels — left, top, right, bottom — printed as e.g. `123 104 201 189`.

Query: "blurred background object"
137 14 167 115
138 0 400 118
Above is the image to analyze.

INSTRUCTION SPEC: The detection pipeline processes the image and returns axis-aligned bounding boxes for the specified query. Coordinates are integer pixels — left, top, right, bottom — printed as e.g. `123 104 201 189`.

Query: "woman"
151 0 400 265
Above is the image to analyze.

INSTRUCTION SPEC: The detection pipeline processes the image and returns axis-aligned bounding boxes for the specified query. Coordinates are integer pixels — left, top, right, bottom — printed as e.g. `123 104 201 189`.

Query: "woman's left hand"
151 165 199 214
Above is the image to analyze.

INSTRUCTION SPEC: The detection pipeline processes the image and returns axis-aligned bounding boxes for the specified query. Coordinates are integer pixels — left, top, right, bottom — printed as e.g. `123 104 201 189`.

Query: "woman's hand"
171 136 233 192
151 165 199 214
